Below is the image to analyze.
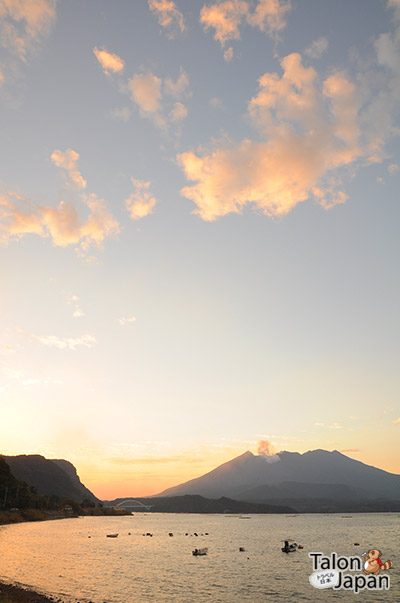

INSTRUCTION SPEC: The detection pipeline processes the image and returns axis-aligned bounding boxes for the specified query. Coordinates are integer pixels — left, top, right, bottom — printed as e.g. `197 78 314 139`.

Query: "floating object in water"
298 545 304 549
193 547 208 556
281 539 297 553
354 543 360 546
106 534 119 538
239 547 246 552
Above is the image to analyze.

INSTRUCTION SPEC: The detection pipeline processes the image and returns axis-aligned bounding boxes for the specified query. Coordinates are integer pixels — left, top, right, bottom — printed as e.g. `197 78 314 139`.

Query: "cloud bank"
177 18 400 223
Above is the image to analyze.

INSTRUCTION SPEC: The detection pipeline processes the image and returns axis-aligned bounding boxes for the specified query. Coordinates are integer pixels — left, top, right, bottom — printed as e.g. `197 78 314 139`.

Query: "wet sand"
0 581 64 603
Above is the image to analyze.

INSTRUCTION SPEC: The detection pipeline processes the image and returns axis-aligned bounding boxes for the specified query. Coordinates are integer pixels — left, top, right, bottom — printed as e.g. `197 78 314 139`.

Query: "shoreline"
0 580 64 603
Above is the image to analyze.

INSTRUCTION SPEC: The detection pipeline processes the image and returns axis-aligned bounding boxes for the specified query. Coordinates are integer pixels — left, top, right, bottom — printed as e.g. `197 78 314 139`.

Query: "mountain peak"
156 447 400 501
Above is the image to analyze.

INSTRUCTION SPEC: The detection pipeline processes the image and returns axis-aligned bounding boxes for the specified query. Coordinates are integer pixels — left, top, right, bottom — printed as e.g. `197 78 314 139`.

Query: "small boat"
192 547 208 556
106 533 119 538
281 539 297 553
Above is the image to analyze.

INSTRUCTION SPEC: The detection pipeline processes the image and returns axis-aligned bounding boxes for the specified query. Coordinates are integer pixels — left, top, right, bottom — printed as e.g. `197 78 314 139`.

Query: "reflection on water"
0 513 399 602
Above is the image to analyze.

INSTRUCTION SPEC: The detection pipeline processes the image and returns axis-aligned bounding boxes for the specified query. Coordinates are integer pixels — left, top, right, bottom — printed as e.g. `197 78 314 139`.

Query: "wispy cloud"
305 36 328 59
148 0 186 38
0 364 63 387
127 68 190 129
169 101 188 121
67 295 85 318
164 68 189 97
223 46 234 61
93 47 125 76
200 0 291 59
128 72 164 123
0 0 56 62
51 149 87 189
0 344 14 356
247 0 291 36
27 332 96 350
388 162 400 173
362 0 400 162
210 96 225 109
110 107 132 122
125 178 157 220
118 316 136 325
107 454 204 465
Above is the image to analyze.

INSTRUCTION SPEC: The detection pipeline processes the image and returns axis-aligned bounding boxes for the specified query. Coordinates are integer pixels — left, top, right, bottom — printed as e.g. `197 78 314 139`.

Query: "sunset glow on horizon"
1 0 400 500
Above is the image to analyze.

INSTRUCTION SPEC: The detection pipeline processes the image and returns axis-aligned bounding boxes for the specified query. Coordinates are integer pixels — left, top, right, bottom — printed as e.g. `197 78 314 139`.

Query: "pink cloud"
128 70 189 129
178 53 363 220
125 179 157 220
200 0 291 49
129 73 162 113
51 148 87 189
0 0 56 61
93 47 125 75
0 191 119 253
200 0 248 46
148 0 186 38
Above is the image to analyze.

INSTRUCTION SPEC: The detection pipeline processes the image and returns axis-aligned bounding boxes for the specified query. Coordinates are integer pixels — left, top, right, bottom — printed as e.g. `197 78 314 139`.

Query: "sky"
0 0 399 500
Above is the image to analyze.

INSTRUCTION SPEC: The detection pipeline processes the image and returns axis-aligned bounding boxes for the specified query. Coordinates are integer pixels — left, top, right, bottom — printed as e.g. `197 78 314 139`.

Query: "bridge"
115 499 154 511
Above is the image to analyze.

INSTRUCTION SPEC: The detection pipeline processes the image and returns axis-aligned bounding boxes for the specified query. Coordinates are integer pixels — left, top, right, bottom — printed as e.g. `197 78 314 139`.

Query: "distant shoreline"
0 580 62 603
0 510 79 526
0 507 130 527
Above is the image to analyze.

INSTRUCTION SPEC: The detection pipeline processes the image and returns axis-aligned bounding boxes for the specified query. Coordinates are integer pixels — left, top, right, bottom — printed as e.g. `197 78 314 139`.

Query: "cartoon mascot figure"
363 549 393 575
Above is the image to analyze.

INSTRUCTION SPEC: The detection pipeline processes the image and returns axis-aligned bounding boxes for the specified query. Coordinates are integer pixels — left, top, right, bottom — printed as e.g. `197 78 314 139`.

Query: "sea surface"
0 513 399 602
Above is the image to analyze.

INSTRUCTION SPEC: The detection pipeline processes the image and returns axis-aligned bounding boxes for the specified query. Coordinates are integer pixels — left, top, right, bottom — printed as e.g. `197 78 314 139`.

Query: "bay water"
0 513 399 602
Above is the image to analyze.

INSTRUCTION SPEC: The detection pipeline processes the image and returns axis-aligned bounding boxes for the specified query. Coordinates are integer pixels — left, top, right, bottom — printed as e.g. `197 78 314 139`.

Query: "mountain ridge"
2 454 98 503
156 449 400 502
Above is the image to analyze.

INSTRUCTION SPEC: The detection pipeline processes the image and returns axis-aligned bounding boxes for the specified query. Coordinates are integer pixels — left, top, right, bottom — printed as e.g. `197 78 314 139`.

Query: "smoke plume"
257 440 280 463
